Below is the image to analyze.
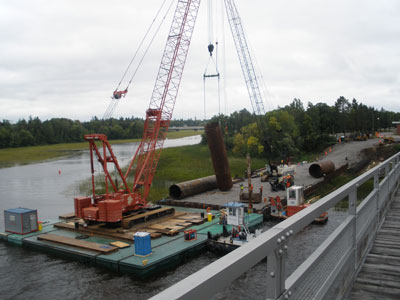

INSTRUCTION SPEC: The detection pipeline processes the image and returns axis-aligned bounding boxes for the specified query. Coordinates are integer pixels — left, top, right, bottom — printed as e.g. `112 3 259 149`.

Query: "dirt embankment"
349 144 400 175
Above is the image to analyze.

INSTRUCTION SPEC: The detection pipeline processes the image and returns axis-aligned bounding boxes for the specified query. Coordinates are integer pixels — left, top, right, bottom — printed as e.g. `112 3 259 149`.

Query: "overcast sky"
1 0 399 122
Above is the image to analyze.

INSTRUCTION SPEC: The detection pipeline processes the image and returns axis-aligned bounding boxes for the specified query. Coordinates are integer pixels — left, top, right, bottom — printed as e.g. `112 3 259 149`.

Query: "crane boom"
224 0 266 117
76 0 270 225
125 0 201 203
75 0 202 224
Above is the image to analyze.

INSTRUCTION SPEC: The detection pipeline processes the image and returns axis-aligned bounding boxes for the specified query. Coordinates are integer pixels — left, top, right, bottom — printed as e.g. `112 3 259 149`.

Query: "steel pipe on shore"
309 161 335 178
169 175 217 199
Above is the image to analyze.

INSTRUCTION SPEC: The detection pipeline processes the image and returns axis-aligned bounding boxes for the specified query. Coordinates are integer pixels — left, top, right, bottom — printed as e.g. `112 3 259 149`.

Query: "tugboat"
207 202 262 254
267 185 328 224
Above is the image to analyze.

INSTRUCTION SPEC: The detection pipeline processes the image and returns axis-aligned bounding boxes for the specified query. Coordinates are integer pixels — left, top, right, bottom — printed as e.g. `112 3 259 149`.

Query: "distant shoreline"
0 130 203 168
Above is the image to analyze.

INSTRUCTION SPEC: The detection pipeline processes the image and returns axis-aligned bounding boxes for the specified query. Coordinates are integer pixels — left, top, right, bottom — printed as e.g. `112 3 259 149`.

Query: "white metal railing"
151 151 400 300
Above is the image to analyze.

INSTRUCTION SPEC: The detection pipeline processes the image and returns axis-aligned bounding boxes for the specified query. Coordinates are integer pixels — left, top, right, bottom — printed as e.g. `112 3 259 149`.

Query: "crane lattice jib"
125 0 201 202
224 0 266 117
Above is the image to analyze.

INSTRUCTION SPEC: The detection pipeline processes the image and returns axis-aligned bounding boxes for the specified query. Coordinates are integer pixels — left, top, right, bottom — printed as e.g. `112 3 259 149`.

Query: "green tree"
265 110 299 159
232 133 246 156
18 129 35 146
109 124 124 139
247 136 264 157
334 96 350 133
0 127 11 148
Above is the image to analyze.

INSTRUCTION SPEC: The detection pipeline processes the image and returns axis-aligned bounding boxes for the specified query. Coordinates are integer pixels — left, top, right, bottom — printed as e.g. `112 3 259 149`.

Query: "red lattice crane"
74 0 201 224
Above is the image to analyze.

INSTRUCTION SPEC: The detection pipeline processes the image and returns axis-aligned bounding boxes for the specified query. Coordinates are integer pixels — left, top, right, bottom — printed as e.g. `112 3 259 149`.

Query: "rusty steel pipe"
309 161 335 178
205 122 233 191
169 175 217 199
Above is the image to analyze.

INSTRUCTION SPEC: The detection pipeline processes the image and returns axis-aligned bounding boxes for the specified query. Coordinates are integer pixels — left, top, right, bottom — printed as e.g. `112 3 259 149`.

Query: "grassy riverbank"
79 143 266 203
306 173 373 209
0 130 203 168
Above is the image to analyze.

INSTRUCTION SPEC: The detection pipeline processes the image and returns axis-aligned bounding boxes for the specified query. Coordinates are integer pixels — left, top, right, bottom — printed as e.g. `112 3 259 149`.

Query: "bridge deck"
349 191 400 300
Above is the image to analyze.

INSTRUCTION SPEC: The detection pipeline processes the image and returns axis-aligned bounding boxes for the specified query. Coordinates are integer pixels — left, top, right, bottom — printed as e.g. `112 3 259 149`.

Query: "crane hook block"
112 89 128 100
208 43 214 56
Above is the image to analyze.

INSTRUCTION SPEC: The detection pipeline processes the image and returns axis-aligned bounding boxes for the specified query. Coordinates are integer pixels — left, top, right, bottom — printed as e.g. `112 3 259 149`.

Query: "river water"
0 135 347 299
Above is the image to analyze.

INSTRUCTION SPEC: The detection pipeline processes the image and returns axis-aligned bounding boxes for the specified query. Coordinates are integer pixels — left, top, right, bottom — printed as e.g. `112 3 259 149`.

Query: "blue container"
134 232 151 256
4 208 38 234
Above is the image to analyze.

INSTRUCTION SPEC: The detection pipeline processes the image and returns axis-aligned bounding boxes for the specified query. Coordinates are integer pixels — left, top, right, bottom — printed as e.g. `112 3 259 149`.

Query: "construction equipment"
75 0 202 224
269 174 294 191
76 0 272 224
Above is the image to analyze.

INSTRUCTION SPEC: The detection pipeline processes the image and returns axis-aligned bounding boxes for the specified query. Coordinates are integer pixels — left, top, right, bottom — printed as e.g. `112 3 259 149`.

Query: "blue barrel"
134 232 151 256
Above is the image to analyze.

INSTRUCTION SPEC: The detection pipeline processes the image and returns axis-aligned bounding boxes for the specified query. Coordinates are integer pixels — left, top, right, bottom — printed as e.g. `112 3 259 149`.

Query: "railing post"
266 233 290 300
374 170 380 223
385 163 390 206
390 160 395 199
397 156 400 186
349 186 357 270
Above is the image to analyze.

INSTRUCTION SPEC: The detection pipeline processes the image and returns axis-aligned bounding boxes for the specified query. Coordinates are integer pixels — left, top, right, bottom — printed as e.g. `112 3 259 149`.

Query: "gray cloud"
1 0 399 122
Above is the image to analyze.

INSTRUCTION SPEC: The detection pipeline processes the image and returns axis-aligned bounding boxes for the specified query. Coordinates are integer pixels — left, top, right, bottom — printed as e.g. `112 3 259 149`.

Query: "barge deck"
0 206 263 278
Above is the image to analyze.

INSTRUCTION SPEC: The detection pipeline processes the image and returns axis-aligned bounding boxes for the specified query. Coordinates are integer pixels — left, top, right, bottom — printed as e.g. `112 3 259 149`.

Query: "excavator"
74 0 268 228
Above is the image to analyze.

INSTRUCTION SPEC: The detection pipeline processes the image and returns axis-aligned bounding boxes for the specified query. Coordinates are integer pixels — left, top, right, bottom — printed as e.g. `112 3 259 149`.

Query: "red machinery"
75 0 202 224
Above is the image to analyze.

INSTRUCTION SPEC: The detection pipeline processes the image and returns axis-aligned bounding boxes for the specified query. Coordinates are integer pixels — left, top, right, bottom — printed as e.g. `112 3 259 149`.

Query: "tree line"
206 97 400 160
0 116 206 148
1 97 398 153
0 116 205 148
0 117 135 148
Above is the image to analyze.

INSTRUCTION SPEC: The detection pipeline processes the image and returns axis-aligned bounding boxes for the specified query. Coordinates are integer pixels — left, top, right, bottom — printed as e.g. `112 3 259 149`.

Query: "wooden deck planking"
54 210 194 240
38 233 118 254
58 212 76 219
348 192 400 299
54 222 135 241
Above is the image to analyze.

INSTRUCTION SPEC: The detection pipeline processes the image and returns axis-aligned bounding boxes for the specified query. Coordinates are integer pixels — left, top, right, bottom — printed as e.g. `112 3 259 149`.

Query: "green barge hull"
0 207 263 278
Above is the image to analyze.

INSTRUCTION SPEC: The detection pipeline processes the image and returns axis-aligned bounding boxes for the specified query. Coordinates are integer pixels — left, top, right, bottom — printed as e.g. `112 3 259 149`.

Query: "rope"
208 0 214 44
203 54 220 118
125 0 175 89
104 0 174 120
220 0 227 115
103 98 120 120
203 76 206 120
203 0 222 118
114 0 169 92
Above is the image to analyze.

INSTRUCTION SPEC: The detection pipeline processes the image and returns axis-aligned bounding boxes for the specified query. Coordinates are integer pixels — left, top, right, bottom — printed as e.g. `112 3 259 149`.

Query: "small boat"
267 185 328 224
206 202 262 254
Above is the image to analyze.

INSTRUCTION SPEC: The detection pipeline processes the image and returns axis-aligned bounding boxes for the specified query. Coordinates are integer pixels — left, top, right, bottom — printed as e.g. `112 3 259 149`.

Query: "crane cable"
103 0 174 120
125 0 175 89
218 0 227 115
114 0 169 93
203 0 221 119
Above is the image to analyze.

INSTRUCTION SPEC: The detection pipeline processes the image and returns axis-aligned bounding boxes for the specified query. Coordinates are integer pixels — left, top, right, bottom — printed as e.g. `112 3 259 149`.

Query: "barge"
0 206 263 278
206 202 263 255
